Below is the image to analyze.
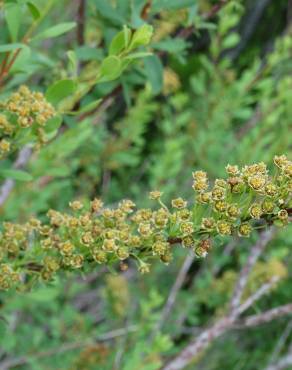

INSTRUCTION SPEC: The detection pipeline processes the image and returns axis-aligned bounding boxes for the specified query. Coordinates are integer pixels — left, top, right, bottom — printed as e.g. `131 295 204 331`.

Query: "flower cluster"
0 156 291 290
0 85 56 156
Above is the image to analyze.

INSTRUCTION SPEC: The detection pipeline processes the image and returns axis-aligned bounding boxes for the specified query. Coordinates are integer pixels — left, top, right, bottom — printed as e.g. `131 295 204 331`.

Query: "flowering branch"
0 155 290 290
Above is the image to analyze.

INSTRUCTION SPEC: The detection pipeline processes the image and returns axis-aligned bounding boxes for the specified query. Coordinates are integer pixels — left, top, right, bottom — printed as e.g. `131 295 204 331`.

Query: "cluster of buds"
0 85 56 156
0 263 20 290
0 156 290 290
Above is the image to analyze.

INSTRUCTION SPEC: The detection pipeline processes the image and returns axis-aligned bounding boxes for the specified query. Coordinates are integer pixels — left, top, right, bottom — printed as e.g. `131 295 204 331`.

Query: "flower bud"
217 221 232 235
171 197 187 209
249 203 263 219
238 222 252 237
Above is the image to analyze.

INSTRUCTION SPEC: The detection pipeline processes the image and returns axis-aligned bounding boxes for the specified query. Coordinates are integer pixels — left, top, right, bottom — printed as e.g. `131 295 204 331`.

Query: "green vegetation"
0 0 291 369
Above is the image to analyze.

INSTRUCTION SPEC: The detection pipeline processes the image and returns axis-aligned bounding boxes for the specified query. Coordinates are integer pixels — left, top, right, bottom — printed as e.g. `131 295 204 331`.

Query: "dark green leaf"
26 1 41 20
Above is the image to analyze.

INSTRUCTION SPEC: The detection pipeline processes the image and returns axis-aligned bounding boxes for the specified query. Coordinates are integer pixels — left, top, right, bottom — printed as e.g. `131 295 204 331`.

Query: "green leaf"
129 24 153 50
109 26 132 55
27 287 59 302
144 55 163 95
0 169 33 182
67 50 78 76
33 22 76 41
0 43 26 53
66 99 102 115
99 56 122 81
152 0 195 11
43 165 71 177
93 0 125 25
4 2 22 42
44 115 63 133
152 38 189 53
222 33 240 49
10 45 31 72
45 79 77 106
125 52 152 60
26 1 41 20
75 46 104 61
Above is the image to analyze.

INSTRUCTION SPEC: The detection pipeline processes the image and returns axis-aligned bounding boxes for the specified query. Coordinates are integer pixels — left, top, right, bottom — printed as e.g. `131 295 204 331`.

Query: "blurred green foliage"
0 0 291 369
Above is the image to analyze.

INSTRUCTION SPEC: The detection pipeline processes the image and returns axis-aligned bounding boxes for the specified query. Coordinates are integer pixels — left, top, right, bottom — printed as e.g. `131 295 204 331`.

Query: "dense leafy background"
0 0 291 369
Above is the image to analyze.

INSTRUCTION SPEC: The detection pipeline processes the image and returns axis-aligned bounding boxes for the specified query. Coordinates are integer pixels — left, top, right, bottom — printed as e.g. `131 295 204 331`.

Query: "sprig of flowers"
0 155 291 291
0 85 56 157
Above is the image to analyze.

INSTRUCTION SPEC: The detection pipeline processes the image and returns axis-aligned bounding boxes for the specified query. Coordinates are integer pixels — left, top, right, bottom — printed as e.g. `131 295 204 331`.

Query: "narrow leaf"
26 1 41 20
125 52 152 60
66 99 102 115
0 43 25 53
33 22 76 41
4 3 22 42
0 169 33 182
144 55 163 95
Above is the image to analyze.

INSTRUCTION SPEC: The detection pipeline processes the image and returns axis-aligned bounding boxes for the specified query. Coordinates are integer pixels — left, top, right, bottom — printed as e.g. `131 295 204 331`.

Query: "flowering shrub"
0 2 292 369
0 155 290 290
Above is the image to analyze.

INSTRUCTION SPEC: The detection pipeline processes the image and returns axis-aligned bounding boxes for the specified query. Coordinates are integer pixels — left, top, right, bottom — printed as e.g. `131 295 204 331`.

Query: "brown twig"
76 0 86 46
0 48 23 88
141 1 152 20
